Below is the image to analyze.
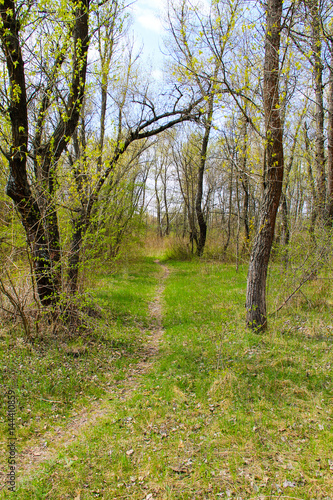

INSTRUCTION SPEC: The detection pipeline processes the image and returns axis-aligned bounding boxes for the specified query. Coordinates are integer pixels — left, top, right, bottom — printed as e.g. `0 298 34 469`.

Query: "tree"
0 0 90 305
307 0 326 219
289 0 333 224
166 0 241 256
246 0 285 331
0 0 204 307
325 29 333 221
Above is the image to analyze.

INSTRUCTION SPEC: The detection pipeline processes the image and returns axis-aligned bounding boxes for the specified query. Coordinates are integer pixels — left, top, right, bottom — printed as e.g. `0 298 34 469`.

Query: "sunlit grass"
0 259 159 468
1 258 332 499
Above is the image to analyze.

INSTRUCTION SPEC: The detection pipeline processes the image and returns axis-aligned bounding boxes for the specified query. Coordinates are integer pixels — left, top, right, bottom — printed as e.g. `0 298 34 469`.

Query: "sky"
129 0 211 80
130 0 166 80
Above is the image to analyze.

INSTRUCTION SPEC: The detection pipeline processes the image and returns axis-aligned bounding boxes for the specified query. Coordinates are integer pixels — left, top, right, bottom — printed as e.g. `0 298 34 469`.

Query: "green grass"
1 258 332 499
0 258 158 478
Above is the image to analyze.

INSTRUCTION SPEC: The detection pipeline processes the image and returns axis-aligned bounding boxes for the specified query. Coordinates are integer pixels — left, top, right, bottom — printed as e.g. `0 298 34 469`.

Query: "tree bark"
155 174 163 237
162 168 170 236
195 82 216 256
1 2 54 305
246 0 284 331
304 122 318 236
280 112 304 250
223 161 234 256
195 122 211 256
0 0 90 306
309 0 326 218
327 40 333 222
240 118 250 252
68 214 87 295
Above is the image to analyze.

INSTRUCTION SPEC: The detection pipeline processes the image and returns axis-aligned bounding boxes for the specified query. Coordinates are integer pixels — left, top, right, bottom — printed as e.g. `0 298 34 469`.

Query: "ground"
0 257 332 499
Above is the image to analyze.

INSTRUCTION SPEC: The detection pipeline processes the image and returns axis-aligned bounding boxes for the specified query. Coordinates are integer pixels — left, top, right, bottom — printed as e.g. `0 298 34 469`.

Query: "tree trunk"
280 111 304 251
163 177 170 236
0 0 90 306
236 172 241 272
309 0 326 218
280 193 290 246
196 101 213 257
154 175 163 237
327 40 333 222
195 125 209 256
246 0 284 331
223 161 234 256
242 177 250 242
304 122 318 236
240 119 250 252
0 2 58 305
68 214 86 295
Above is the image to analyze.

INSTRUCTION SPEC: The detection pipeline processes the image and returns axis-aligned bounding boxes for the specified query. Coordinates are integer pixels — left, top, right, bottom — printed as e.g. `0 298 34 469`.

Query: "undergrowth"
0 257 332 499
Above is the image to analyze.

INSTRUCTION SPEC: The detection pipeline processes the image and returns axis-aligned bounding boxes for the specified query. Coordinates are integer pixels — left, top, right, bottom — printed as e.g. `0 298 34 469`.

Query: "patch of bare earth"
17 260 169 479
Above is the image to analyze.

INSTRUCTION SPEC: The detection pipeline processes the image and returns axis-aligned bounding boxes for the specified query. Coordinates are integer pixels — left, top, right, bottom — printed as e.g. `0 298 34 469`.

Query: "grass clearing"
1 258 332 499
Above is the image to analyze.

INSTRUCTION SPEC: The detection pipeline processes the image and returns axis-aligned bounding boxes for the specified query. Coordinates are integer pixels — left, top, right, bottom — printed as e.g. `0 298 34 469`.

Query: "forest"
0 0 333 498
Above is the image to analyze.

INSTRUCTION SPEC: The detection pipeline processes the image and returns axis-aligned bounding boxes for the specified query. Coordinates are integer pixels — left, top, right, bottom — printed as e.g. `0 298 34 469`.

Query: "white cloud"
137 11 163 33
129 0 166 67
151 69 163 80
139 0 165 9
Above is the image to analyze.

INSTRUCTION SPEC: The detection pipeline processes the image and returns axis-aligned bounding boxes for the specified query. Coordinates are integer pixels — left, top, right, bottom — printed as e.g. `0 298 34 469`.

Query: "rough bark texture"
0 0 90 305
309 0 326 217
246 0 284 331
327 41 333 222
0 1 56 304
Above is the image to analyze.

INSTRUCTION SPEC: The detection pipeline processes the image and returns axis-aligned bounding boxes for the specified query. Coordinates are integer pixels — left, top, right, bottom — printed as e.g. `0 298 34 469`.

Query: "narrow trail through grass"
1 258 332 499
12 260 169 487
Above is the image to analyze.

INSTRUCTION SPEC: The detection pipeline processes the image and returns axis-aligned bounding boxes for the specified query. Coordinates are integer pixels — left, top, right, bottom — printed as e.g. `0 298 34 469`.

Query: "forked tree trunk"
1 0 90 306
246 0 284 331
0 2 58 305
196 100 214 257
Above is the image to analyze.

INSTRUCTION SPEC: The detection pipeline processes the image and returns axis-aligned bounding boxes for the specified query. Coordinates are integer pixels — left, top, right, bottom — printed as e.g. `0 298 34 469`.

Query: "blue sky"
130 0 166 79
130 0 211 80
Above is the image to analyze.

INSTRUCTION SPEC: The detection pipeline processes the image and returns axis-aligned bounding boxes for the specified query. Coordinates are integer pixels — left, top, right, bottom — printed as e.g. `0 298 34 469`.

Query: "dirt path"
17 261 169 479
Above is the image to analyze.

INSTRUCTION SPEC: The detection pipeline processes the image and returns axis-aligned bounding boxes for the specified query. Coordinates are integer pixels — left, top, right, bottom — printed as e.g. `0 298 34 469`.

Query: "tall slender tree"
246 0 285 331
